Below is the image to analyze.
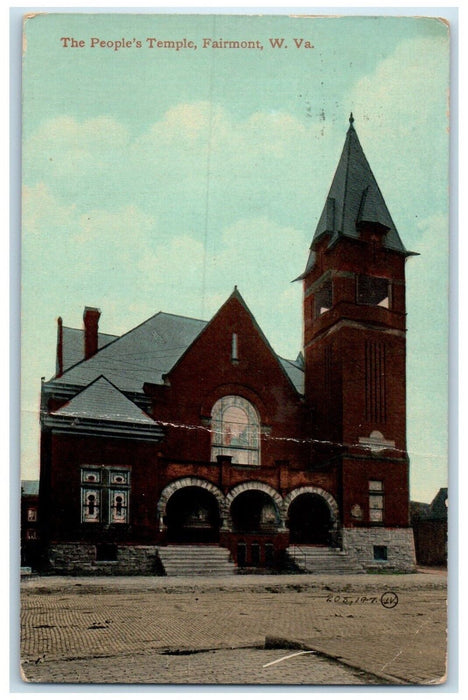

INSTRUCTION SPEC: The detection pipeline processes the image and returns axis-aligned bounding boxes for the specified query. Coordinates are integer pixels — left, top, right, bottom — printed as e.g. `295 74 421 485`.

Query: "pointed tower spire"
297 116 411 280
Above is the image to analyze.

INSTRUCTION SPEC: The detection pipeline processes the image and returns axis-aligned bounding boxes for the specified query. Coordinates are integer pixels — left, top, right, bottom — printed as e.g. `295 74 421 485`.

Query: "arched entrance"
285 488 339 546
288 494 331 544
230 490 281 533
226 482 284 534
227 483 284 568
165 486 221 543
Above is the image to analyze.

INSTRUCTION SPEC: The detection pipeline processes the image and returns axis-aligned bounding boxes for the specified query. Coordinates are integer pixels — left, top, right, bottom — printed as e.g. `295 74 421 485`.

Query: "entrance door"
288 493 332 545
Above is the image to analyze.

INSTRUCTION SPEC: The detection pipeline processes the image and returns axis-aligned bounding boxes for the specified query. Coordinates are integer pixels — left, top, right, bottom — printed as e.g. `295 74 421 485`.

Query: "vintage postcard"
20 12 450 686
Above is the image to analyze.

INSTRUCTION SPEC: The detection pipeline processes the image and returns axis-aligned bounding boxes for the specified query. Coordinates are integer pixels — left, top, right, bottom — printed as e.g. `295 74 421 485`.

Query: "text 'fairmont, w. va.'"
59 37 315 51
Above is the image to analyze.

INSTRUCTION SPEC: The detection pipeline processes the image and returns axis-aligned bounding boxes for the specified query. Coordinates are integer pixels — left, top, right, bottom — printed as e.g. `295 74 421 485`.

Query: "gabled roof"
52 376 157 424
169 286 304 396
60 327 118 373
49 297 304 396
299 115 412 279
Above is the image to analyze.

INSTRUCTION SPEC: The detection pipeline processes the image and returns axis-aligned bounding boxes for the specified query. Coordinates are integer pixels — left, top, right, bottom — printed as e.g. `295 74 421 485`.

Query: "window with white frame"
369 479 384 523
211 396 260 465
81 467 130 524
109 470 130 524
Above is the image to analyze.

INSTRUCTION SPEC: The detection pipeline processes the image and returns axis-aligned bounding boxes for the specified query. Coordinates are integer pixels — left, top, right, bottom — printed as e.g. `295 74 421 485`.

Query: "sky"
20 12 450 503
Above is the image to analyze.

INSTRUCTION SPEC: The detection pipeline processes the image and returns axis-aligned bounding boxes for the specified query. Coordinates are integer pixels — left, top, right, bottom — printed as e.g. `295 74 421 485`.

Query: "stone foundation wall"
342 528 416 572
47 543 163 575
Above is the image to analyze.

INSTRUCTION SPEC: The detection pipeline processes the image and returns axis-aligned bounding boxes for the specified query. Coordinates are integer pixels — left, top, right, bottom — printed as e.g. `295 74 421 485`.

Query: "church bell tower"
300 115 417 570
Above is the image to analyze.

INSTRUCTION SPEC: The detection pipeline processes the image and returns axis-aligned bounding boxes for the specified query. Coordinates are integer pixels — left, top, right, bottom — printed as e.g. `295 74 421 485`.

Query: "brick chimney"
56 316 63 377
83 307 101 360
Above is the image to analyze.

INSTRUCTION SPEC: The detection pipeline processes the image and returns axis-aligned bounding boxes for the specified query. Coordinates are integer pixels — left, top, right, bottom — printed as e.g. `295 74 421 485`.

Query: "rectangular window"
95 543 118 562
109 470 129 486
27 508 37 522
81 466 130 525
82 487 101 523
369 480 384 522
373 545 388 561
109 489 129 524
231 332 239 362
82 468 101 484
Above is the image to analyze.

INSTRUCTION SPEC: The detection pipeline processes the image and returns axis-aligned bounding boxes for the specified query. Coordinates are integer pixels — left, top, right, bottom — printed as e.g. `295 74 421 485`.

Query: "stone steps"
286 546 365 575
157 545 237 577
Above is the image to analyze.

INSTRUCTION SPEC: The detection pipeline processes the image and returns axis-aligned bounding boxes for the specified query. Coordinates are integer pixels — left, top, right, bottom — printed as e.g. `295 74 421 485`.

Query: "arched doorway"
288 493 333 545
166 486 221 543
230 490 281 533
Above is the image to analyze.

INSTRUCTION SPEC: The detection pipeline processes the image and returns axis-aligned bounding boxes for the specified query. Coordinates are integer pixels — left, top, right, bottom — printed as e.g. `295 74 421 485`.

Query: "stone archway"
226 481 285 533
226 481 283 509
157 478 227 540
284 487 339 545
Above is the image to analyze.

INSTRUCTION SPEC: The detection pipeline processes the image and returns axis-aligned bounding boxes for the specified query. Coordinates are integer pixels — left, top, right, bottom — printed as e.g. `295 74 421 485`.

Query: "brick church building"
38 116 417 574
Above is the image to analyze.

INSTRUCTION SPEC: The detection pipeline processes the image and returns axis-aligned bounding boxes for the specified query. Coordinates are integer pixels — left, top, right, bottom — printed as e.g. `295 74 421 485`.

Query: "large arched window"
211 396 260 465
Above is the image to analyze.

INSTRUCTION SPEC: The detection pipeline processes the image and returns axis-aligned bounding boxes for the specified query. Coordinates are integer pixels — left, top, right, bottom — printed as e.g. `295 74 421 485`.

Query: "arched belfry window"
211 396 260 465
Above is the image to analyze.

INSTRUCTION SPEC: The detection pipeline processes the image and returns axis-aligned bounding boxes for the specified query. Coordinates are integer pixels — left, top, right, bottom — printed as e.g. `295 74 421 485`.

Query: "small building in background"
21 480 40 570
411 488 448 566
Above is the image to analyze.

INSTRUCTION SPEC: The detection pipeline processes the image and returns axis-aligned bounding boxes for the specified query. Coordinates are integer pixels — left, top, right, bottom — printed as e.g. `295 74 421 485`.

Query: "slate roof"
61 327 118 373
429 487 448 520
52 312 207 393
299 115 411 279
410 501 431 522
410 488 448 522
278 356 305 394
50 308 304 396
52 376 157 424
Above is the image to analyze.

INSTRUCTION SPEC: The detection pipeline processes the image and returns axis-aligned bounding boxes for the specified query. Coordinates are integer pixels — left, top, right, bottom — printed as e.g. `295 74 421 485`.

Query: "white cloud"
22 183 77 236
347 35 449 226
75 205 156 246
23 103 331 230
24 116 130 180
352 35 448 120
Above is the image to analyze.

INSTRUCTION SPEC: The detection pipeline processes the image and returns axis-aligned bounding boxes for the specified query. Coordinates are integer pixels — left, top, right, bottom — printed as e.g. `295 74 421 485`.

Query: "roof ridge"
341 120 353 234
157 311 208 323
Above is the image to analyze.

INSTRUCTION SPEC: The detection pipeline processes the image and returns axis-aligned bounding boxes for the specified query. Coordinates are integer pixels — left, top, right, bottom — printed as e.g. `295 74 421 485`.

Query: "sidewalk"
21 568 446 593
20 569 447 686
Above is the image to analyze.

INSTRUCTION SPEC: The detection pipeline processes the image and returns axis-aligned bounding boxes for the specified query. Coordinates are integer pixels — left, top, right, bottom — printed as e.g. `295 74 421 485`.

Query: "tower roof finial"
349 112 354 125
